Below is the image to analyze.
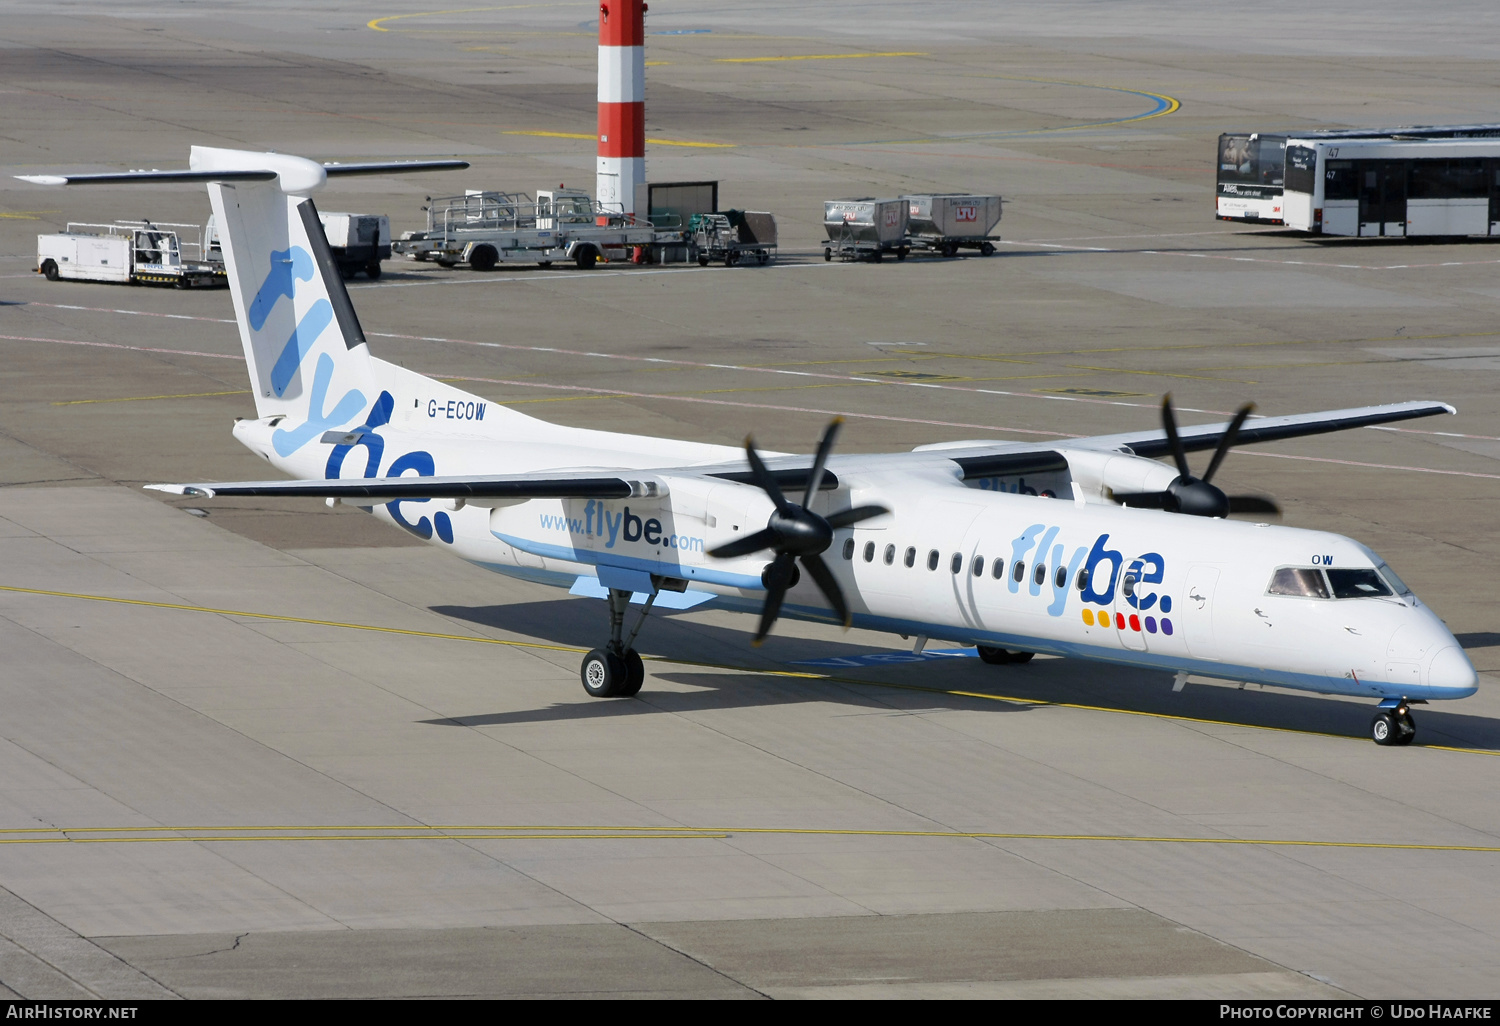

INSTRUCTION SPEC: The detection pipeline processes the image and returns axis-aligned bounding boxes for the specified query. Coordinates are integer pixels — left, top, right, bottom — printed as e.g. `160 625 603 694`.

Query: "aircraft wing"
1070 399 1455 458
146 472 654 502
937 400 1455 480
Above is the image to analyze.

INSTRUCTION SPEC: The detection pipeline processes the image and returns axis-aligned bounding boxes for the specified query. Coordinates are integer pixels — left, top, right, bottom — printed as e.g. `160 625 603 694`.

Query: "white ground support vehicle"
205 211 390 279
1281 137 1500 237
36 221 224 288
318 211 391 279
394 189 656 270
1215 124 1500 224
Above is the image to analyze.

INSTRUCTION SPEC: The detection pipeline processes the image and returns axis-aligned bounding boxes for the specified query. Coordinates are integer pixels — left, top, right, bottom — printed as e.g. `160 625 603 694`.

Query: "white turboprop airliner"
22 147 1479 746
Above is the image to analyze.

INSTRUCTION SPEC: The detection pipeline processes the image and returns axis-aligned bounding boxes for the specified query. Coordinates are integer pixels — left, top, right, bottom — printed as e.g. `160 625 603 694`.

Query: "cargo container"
822 198 909 261
903 193 1002 255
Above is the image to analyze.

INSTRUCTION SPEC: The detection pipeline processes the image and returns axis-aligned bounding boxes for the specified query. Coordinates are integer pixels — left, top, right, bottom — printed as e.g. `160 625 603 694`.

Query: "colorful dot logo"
1081 607 1172 634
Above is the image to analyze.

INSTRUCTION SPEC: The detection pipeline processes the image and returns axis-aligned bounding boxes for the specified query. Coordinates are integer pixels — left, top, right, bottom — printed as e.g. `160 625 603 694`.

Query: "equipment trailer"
395 189 657 270
37 221 223 288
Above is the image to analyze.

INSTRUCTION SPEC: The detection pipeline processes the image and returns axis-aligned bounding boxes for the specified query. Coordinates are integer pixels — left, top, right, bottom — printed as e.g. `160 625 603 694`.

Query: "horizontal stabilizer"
322 160 470 177
145 473 652 502
16 169 277 186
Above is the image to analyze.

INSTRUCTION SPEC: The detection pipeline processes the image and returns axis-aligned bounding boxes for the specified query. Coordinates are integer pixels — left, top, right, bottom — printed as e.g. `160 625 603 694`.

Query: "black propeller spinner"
1114 396 1281 519
708 418 888 645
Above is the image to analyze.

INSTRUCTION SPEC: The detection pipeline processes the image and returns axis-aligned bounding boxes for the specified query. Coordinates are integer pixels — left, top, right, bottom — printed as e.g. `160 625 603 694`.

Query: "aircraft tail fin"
207 176 377 424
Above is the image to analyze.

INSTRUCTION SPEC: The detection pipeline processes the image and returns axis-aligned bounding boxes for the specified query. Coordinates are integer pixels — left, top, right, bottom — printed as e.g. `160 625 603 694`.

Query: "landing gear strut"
580 588 653 698
1371 701 1417 746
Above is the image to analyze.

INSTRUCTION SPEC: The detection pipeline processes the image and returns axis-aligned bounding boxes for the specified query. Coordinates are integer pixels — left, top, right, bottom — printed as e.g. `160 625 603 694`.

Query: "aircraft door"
1179 565 1219 658
1358 160 1407 237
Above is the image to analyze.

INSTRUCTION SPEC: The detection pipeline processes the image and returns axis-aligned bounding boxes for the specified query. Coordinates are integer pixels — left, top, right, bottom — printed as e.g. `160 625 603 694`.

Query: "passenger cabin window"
1076 568 1089 591
1013 561 1026 583
950 553 962 575
1326 568 1393 599
927 549 940 571
863 541 875 563
883 544 895 566
972 556 985 577
904 546 916 568
1033 564 1046 587
842 538 854 560
1053 565 1066 589
992 560 1006 580
1267 567 1330 598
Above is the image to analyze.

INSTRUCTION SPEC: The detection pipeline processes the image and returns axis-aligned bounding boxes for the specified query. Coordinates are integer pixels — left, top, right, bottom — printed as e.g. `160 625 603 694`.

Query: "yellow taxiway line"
52 390 250 406
1 584 1494 757
716 52 926 63
0 824 1494 854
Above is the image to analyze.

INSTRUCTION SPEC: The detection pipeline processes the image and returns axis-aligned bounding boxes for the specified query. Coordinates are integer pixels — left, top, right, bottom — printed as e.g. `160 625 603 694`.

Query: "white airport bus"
1281 137 1500 237
1215 124 1500 224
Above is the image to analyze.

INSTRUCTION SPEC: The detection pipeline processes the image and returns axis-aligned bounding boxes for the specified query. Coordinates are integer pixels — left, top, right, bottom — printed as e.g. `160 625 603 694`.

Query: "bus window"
1411 159 1488 199
1267 567 1330 598
1218 134 1285 187
1324 161 1357 201
1285 146 1317 193
1326 568 1393 599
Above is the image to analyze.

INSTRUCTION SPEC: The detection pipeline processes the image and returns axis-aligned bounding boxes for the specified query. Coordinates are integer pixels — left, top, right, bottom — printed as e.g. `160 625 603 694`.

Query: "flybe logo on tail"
250 238 367 454
249 247 314 331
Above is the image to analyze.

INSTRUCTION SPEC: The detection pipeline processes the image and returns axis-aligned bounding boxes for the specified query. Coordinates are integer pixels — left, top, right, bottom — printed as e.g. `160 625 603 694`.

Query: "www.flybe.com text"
538 502 704 552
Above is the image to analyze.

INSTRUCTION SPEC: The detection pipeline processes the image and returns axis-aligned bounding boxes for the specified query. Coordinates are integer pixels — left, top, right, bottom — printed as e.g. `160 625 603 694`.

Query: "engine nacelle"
1054 447 1179 506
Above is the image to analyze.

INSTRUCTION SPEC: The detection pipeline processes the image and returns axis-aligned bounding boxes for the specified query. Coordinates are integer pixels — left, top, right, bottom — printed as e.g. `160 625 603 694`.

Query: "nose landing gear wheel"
1371 709 1416 746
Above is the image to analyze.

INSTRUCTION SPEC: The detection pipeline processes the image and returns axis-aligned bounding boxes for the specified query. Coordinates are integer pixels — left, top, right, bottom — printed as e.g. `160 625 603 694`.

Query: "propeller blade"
1202 402 1255 484
744 438 793 516
803 418 843 502
707 527 781 560
1227 494 1282 515
1113 491 1176 510
752 553 796 645
1160 394 1192 481
799 554 850 628
824 504 890 529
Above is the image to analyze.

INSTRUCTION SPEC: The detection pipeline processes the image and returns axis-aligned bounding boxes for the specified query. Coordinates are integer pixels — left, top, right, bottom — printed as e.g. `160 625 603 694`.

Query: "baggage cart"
822 198 909 262
902 193 1002 256
691 210 777 266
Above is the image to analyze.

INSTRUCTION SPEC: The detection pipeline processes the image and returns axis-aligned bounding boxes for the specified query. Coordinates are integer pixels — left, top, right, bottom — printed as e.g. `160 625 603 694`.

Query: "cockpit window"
1376 562 1412 596
1267 567 1330 598
1326 567 1393 599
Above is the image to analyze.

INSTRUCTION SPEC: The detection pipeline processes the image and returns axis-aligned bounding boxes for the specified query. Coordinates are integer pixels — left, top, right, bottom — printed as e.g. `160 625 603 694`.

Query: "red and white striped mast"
596 0 646 219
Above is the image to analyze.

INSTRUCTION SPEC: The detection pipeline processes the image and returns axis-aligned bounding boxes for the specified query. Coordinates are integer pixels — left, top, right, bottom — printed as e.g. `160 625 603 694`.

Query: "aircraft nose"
1427 645 1479 697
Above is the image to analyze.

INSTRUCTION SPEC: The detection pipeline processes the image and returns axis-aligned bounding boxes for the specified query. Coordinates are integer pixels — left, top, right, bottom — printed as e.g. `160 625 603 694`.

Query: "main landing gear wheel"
580 587 654 698
581 649 627 698
1371 707 1417 746
977 646 1035 665
621 649 645 697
